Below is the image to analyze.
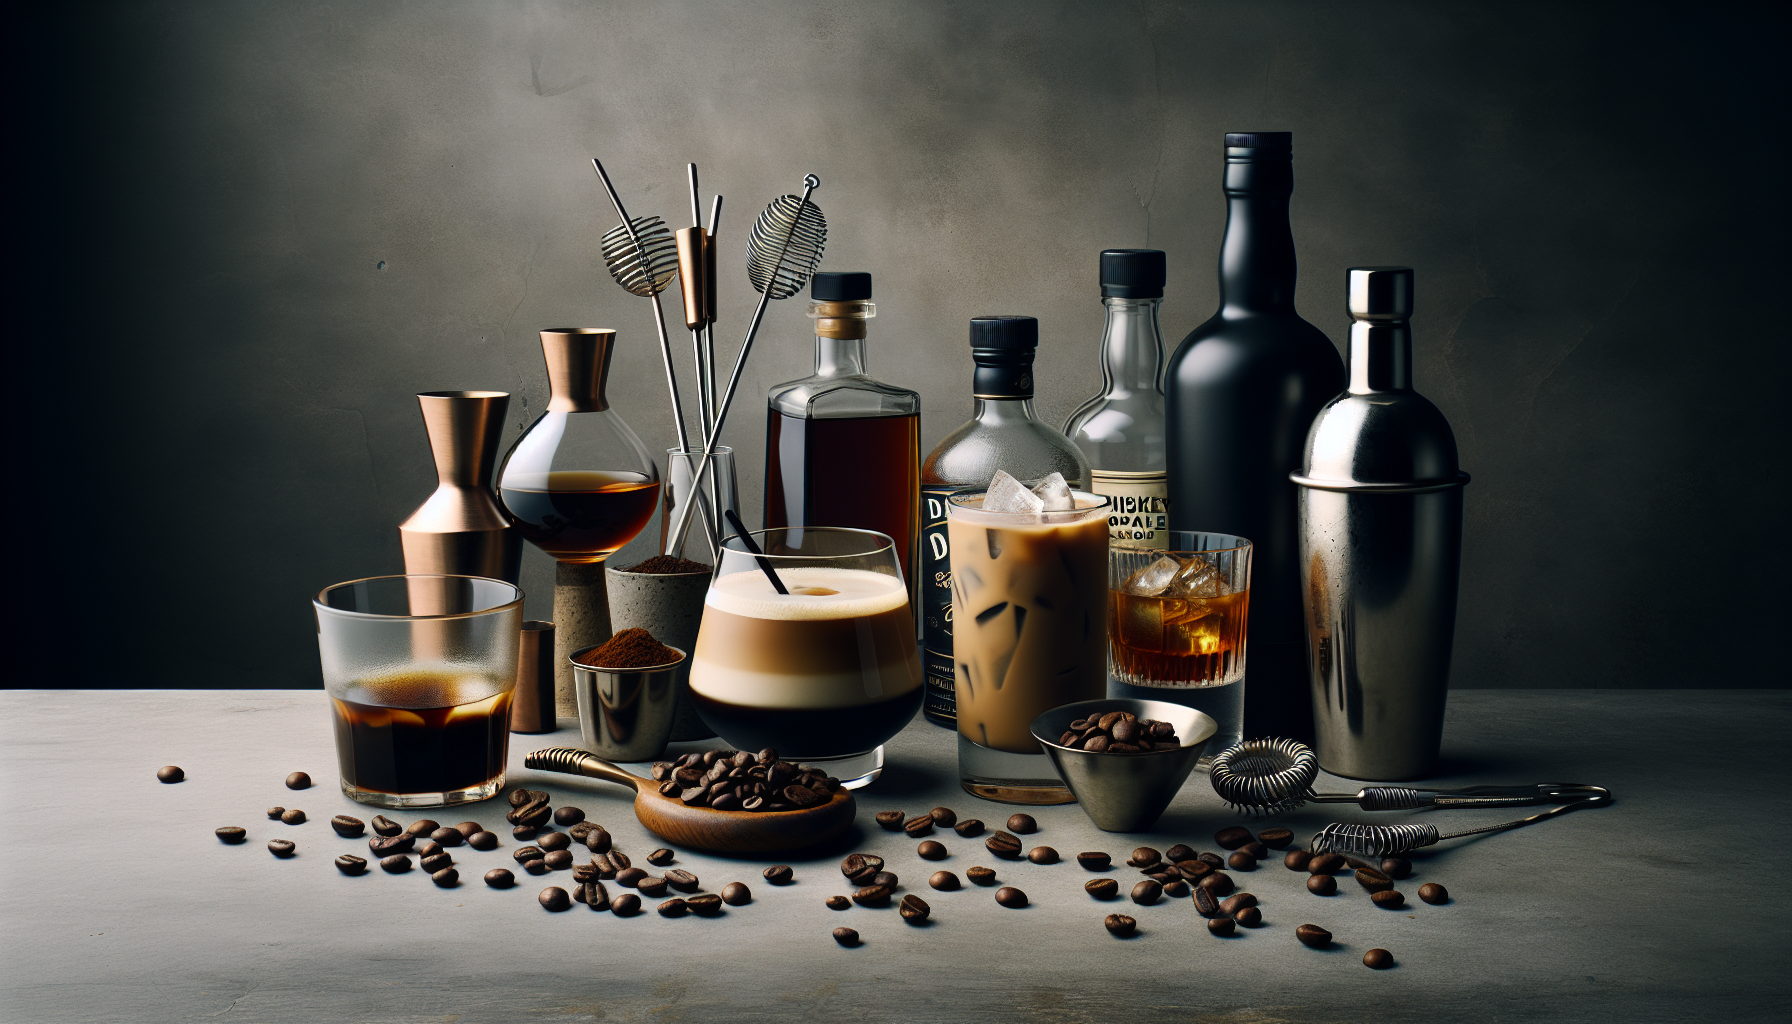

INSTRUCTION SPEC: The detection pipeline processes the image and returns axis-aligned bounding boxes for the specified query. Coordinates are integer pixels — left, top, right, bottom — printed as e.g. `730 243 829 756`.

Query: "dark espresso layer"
691 687 922 760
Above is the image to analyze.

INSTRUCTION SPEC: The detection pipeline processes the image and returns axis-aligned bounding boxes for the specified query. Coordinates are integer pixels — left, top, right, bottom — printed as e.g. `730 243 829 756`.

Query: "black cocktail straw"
724 509 788 595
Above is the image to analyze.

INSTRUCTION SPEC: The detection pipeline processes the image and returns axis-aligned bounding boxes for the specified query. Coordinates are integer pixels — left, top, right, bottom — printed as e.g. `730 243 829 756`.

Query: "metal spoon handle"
524 747 645 794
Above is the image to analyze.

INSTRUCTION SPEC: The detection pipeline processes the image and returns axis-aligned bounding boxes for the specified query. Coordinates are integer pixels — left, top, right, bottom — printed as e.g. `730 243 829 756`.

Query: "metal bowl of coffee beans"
1029 699 1216 832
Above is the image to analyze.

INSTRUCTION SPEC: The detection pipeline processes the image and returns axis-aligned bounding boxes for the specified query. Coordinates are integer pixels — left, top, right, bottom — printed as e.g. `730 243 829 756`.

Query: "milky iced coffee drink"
689 527 921 788
948 473 1111 802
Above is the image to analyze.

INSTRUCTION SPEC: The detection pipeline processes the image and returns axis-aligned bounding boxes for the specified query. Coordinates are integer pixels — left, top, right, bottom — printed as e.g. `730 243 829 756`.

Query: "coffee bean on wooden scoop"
1227 851 1257 871
904 815 935 838
553 806 584 826
1284 850 1313 871
468 831 498 851
611 893 641 916
430 827 465 848
1364 948 1394 969
1296 924 1332 948
1308 852 1346 875
721 882 751 906
1355 868 1394 893
381 855 412 873
646 848 674 866
1214 826 1253 850
899 894 931 924
268 839 296 858
538 887 570 912
421 853 453 873
1308 874 1338 896
157 766 184 783
1192 886 1220 916
967 866 997 886
764 865 794 885
1105 913 1138 937
285 772 311 790
1419 882 1450 905
1127 847 1161 869
335 854 367 875
1006 814 1038 834
1028 846 1059 865
930 807 958 827
875 810 905 831
1163 880 1189 898
1381 857 1413 880
930 871 960 891
1076 851 1111 871
280 809 306 825
1085 878 1119 900
1131 880 1162 905
826 896 851 910
833 926 860 946
371 815 402 837
1197 872 1235 897
266 807 284 820
1372 889 1405 909
484 868 514 888
986 832 1022 859
1258 827 1294 849
330 815 365 838
1208 917 1237 936
995 886 1028 908
918 840 948 860
954 819 985 838
216 827 246 844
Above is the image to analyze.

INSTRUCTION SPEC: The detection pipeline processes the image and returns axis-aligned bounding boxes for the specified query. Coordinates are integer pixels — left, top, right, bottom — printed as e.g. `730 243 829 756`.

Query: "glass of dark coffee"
688 528 922 788
313 574 524 808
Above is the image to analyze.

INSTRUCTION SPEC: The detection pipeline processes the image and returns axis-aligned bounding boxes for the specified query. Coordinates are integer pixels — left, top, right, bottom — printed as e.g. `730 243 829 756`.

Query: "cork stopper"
807 300 876 340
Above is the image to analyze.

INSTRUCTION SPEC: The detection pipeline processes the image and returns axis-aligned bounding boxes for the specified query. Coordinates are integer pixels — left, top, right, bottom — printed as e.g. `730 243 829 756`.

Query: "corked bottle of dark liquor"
1163 132 1346 744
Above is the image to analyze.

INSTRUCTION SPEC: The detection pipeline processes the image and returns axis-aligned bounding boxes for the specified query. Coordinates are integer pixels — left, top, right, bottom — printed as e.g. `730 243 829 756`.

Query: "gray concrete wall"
17 1 1786 689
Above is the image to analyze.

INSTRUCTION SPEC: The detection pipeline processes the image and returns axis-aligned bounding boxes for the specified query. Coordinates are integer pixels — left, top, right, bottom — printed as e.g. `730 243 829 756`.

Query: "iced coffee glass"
1108 532 1252 762
948 487 1112 803
688 527 922 789
314 574 524 808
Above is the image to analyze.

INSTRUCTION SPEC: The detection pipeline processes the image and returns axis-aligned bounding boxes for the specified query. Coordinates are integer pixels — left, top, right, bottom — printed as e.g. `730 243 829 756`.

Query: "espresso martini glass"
688 527 922 789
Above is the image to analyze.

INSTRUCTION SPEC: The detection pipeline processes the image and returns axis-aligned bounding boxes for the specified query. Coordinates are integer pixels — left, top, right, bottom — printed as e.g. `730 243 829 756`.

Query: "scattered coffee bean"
484 868 514 888
1308 852 1346 875
578 880 611 909
874 810 905 831
721 882 751 906
451 821 480 839
404 819 440 837
657 898 688 918
1146 868 1178 883
1127 847 1161 869
467 831 498 851
513 846 544 864
953 818 985 838
329 815 365 838
833 926 860 946
1198 872 1235 897
616 867 648 887
665 869 699 893
430 827 465 848
577 827 609 854
522 859 548 875
1104 913 1138 937
1227 851 1256 871
266 806 284 820
1028 846 1059 865
1235 905 1262 927
1208 916 1237 936
537 832 570 852
841 853 884 884
646 848 674 866
285 772 311 790
1296 923 1332 948
1085 878 1119 900
1308 874 1338 896
371 815 402 837
826 896 851 910
1284 850 1313 871
512 825 539 841
1006 813 1037 834
1258 827 1294 849
216 827 246 845
899 894 931 923
553 806 585 826
1372 889 1405 909
904 815 935 838
418 841 444 858
1219 893 1258 915
1419 882 1449 905
1177 861 1214 881
995 886 1027 908
1214 826 1252 850
1241 841 1270 860
381 854 412 873
1364 947 1393 969
681 892 719 916
1164 843 1195 863
764 864 794 885
539 887 571 911
431 867 459 887
611 893 641 915
1381 857 1413 880
156 766 184 784
1355 868 1394 893
1192 886 1220 916
1163 880 1190 898
1076 851 1111 871
929 871 960 891
853 884 894 908
1198 851 1225 868
280 809 306 825
1130 880 1162 905
967 866 997 886
918 840 948 860
986 831 1022 859
421 853 453 873
335 854 367 875
930 806 958 827
369 835 415 856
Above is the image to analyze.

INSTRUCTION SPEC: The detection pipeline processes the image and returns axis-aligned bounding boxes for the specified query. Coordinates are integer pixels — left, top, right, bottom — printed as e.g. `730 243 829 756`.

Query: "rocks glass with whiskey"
1107 532 1253 761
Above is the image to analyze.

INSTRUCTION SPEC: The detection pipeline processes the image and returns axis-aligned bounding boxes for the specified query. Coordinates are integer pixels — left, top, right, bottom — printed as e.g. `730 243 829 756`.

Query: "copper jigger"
510 621 557 733
399 391 522 584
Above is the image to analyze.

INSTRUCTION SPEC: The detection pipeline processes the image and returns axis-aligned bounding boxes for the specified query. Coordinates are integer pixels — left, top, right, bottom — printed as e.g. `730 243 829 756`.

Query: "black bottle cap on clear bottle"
811 271 872 301
969 316 1037 398
1100 249 1165 299
1225 131 1292 149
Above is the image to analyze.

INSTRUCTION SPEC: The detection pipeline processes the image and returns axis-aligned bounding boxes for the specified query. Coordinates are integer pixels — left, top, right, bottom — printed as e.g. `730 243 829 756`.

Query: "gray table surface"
1 689 1787 1024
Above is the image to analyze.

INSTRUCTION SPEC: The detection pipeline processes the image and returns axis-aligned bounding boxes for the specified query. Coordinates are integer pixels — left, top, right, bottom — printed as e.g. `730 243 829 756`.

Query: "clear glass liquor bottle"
918 315 1090 726
1063 249 1169 550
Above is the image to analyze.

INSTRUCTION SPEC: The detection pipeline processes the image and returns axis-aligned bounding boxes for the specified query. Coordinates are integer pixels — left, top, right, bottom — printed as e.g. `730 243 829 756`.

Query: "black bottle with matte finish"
1163 132 1346 745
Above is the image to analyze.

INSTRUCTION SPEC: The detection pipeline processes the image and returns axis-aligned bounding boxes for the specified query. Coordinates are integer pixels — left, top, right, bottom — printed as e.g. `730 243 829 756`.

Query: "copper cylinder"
510 620 557 733
398 391 522 585
675 227 710 330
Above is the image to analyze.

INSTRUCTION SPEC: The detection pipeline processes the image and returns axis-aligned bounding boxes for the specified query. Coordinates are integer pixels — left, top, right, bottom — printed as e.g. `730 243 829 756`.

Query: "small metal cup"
569 645 686 763
1030 699 1217 832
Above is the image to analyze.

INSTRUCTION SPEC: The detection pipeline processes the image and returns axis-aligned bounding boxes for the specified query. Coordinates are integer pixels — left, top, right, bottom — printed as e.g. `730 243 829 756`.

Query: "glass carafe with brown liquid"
499 328 660 715
763 271 920 586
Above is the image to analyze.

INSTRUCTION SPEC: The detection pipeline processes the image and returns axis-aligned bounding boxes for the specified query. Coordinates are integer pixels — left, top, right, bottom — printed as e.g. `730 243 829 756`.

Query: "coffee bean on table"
1006 813 1037 834
537 832 570 852
904 815 935 838
1309 852 1346 875
995 886 1027 908
1198 851 1225 868
1308 874 1338 896
657 898 689 918
1372 889 1405 909
453 821 481 839
1296 924 1332 948
513 846 544 864
833 926 860 946
1192 886 1220 916
554 806 585 826
381 855 412 873
266 807 285 819
764 865 794 885
611 893 641 915
1227 851 1256 871
403 819 439 837
513 825 539 841
418 841 444 859
1219 893 1258 915
929 871 960 891
930 807 958 827
1130 880 1162 905
686 893 723 916
986 832 1022 859
468 831 498 851
918 840 948 860
484 868 515 888
899 894 931 923
615 867 648 887
1076 851 1111 871
538 887 571 911
872 870 899 888
1027 846 1059 865
156 766 184 784
1355 868 1394 893
579 880 611 909
1419 882 1449 904
841 853 884 883
431 868 459 887
267 839 296 857
1177 861 1214 881
335 854 367 875
216 827 246 845
281 809 306 825
371 815 402 837
523 859 548 875
1127 847 1161 868
421 853 453 873
1163 880 1189 898
826 896 851 910
1284 850 1313 871
1235 905 1262 927
1198 872 1235 897
967 866 997 886
666 869 699 893
954 819 985 838
721 882 751 906
1104 913 1138 937
431 827 465 848
1364 948 1393 969
852 884 894 908
874 810 905 831
1085 878 1119 900
1241 841 1270 860
285 772 311 790
1208 917 1237 936
1214 826 1253 850
1164 843 1195 863
1258 827 1294 849
1381 857 1413 880
647 848 675 866
1147 868 1178 883
330 815 366 838
582 827 612 854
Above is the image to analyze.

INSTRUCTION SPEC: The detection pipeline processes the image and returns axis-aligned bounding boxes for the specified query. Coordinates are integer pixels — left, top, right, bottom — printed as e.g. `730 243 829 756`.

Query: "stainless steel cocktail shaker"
1292 268 1469 780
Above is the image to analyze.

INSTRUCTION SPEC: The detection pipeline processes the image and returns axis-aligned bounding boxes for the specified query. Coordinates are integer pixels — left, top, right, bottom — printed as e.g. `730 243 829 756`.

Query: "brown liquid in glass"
501 470 660 563
764 411 919 582
332 673 512 795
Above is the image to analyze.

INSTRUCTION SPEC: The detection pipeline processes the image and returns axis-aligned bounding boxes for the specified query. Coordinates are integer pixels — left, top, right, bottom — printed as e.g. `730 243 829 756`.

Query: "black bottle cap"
810 271 872 301
1100 249 1165 299
968 316 1037 398
1225 131 1292 149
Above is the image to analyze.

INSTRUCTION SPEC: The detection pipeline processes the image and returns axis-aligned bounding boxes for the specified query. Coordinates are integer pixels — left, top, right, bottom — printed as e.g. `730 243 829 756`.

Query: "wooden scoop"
523 747 857 854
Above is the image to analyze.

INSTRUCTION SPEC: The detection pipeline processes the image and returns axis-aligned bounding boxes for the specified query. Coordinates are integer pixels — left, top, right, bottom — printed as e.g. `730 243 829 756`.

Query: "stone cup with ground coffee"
570 628 686 762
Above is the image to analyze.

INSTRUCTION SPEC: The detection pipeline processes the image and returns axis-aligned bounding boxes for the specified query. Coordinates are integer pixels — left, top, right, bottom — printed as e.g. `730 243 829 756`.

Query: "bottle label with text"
919 485 958 720
1091 470 1170 549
